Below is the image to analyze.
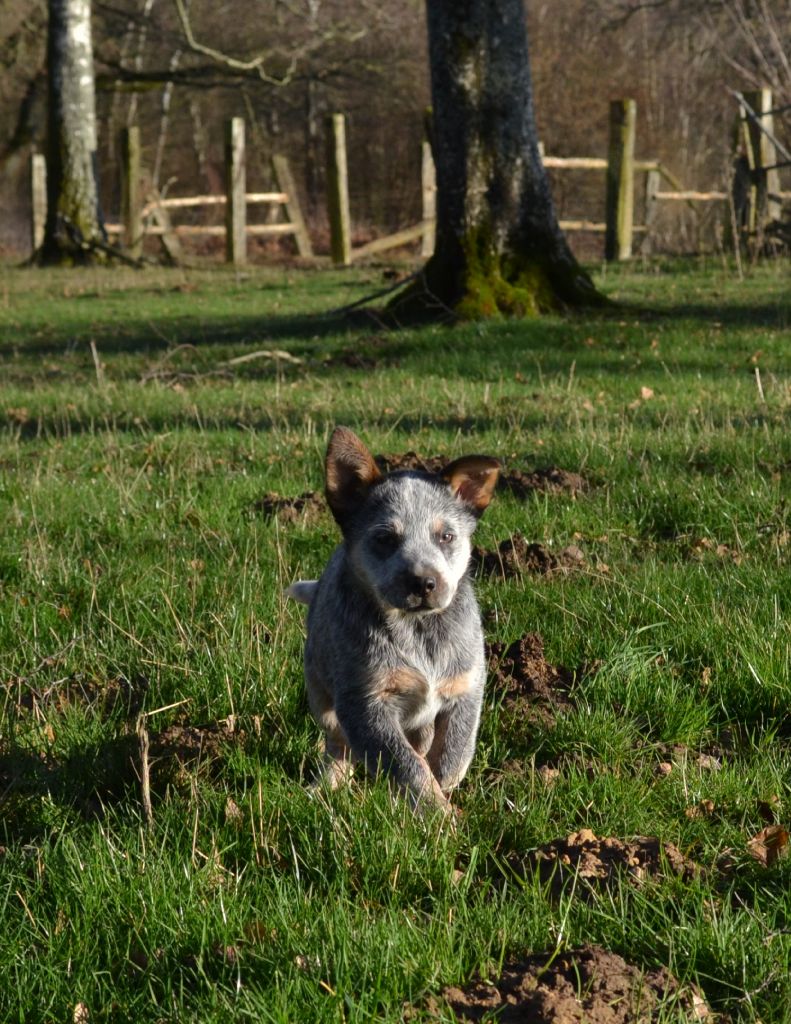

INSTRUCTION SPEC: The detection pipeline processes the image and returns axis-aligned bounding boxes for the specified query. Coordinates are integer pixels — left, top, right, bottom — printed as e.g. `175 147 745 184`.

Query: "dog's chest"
381 617 480 728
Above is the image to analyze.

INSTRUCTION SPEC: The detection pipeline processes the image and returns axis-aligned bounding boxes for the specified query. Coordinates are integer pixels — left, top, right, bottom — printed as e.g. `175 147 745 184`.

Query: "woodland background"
1 0 790 260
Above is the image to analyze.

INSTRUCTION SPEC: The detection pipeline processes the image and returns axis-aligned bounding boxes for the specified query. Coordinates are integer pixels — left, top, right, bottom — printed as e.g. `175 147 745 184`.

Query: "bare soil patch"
508 828 700 893
435 945 709 1023
487 632 575 727
146 721 244 789
373 455 591 500
499 466 590 499
251 490 325 524
374 451 446 474
473 533 585 579
150 722 238 766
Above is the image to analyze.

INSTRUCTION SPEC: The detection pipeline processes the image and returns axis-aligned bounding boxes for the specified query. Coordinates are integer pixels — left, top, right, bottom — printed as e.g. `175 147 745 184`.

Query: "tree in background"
395 0 602 319
41 0 104 262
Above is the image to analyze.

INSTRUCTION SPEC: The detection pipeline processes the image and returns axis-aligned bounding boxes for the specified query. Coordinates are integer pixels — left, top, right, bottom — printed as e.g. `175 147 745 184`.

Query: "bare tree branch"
170 0 366 86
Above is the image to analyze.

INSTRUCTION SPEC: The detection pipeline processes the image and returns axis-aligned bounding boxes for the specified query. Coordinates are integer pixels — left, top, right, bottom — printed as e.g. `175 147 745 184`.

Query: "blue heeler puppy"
287 427 500 810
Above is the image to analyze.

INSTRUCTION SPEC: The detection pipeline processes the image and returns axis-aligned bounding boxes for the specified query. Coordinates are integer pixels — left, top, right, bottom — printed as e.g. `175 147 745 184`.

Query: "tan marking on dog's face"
437 671 475 700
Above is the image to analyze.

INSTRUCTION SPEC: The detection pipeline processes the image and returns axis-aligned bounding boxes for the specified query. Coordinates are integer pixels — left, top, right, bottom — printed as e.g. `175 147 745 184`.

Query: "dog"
287 427 500 810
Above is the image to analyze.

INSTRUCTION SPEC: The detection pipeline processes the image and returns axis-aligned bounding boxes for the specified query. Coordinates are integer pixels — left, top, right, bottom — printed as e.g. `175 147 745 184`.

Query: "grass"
0 256 790 1022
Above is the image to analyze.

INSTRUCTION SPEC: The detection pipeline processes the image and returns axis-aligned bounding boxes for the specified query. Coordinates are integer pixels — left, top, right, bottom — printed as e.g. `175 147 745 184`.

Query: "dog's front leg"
426 693 483 795
337 699 447 808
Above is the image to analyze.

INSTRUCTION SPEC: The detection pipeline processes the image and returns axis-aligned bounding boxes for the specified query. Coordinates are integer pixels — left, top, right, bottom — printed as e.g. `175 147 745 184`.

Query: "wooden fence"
31 119 313 264
29 89 789 265
300 89 791 265
108 120 313 262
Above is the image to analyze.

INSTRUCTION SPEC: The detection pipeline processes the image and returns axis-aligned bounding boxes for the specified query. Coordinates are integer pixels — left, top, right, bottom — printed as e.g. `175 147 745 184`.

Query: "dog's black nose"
409 574 436 597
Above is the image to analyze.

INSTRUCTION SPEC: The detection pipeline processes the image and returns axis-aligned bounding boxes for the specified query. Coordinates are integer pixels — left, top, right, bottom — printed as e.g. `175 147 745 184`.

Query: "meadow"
1 257 790 1022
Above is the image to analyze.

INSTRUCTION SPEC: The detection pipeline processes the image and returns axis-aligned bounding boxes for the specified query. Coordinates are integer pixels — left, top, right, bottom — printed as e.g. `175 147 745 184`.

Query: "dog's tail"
284 580 319 606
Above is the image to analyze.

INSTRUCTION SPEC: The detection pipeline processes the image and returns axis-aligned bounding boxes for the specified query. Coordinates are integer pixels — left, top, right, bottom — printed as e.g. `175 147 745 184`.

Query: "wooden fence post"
271 153 313 258
420 139 436 258
326 113 351 266
120 126 142 258
639 168 660 255
146 190 183 264
742 87 781 235
30 153 47 253
605 98 636 261
225 116 246 265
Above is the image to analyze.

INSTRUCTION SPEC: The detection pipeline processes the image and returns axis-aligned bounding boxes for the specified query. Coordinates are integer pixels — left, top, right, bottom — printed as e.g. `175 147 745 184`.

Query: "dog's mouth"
400 592 447 613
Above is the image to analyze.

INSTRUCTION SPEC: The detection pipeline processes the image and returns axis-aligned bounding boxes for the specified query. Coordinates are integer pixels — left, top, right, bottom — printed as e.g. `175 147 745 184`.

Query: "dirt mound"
251 490 325 524
374 451 446 474
487 633 575 723
146 722 242 788
500 466 590 499
438 945 709 1023
509 829 700 893
373 456 590 501
473 533 585 579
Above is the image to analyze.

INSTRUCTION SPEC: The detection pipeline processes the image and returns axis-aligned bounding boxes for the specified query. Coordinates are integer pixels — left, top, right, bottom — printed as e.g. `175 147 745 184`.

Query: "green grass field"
1 258 790 1022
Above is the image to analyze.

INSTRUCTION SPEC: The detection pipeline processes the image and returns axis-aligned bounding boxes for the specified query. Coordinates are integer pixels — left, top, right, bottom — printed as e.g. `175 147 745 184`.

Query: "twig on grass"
322 268 422 318
219 349 304 367
139 345 304 388
137 713 154 829
755 366 766 404
90 340 106 391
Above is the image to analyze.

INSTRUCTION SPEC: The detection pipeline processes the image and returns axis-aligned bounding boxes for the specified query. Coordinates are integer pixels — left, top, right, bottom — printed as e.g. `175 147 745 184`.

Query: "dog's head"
324 427 499 614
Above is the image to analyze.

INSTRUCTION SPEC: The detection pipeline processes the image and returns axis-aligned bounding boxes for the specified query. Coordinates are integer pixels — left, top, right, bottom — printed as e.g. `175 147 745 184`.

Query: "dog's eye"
438 530 455 545
371 530 400 555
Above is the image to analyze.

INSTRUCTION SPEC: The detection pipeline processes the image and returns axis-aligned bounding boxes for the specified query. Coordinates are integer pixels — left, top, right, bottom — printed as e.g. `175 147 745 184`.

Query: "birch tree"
396 0 602 319
41 0 104 262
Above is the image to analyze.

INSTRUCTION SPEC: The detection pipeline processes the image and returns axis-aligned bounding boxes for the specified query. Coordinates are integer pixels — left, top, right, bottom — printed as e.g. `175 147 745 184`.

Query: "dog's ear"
325 427 382 524
442 455 500 516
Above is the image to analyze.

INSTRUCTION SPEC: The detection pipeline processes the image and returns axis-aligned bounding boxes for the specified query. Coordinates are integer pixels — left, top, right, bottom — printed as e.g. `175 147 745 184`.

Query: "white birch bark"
43 0 103 260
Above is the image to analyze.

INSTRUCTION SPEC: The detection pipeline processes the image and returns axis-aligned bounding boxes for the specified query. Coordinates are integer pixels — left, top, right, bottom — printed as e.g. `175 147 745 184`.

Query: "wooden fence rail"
29 90 787 264
109 118 312 264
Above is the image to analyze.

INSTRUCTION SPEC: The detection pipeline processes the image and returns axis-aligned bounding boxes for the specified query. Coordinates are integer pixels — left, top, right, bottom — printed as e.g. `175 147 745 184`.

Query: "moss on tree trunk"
392 0 604 321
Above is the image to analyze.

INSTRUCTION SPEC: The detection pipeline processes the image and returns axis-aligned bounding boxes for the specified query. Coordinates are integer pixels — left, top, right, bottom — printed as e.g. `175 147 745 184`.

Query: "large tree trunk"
396 0 602 319
41 0 105 263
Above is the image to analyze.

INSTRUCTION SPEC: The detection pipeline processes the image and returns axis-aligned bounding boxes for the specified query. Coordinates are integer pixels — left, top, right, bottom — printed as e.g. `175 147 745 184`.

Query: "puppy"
287 427 500 809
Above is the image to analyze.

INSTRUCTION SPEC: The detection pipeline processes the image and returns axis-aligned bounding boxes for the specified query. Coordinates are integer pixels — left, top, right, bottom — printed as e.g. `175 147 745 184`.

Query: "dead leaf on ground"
747 824 790 867
685 800 715 819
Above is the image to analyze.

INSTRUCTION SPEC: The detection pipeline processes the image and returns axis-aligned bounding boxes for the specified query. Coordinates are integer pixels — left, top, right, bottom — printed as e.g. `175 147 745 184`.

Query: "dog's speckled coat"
289 427 500 808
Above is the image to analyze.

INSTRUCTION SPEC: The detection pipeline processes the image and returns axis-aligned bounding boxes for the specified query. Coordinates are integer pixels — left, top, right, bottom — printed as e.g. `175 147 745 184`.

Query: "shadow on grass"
0 679 309 844
619 300 790 330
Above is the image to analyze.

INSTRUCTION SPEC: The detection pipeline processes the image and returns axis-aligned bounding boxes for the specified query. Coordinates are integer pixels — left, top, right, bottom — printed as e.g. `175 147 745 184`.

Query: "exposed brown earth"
473 533 585 579
374 453 591 499
434 945 710 1023
507 828 701 893
251 490 325 524
487 632 575 727
499 466 589 498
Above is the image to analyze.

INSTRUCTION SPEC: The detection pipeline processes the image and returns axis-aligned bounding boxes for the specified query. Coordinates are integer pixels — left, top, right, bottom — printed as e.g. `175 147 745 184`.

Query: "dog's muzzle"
402 571 447 611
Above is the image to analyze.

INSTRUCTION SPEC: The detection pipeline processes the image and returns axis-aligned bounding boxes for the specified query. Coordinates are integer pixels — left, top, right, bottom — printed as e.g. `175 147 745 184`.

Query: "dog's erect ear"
325 426 382 524
442 455 500 516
